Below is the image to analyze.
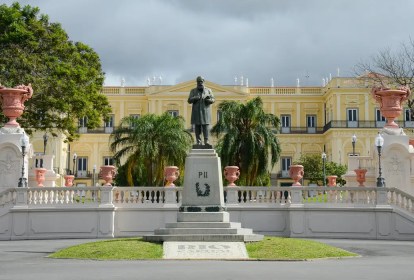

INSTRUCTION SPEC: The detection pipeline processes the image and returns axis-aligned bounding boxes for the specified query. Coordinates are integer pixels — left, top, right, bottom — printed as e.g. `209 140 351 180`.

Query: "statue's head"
196 76 204 89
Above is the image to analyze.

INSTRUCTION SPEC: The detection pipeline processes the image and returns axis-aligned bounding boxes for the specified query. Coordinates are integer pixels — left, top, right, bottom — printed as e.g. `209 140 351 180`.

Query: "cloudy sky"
3 0 414 87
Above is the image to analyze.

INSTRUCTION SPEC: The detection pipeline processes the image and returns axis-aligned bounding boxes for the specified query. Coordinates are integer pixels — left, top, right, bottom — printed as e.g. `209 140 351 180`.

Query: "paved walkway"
0 238 413 280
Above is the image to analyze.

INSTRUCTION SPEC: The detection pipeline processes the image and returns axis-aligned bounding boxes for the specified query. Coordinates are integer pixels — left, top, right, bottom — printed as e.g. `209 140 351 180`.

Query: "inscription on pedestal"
163 242 249 259
181 150 225 208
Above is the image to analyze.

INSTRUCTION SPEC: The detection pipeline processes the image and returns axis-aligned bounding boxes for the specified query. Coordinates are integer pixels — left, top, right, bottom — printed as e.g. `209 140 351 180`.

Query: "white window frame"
105 115 114 133
347 108 358 128
281 157 292 177
76 157 88 177
281 115 291 133
167 110 179 117
79 116 88 133
404 108 414 127
307 115 316 133
103 157 114 166
376 108 386 128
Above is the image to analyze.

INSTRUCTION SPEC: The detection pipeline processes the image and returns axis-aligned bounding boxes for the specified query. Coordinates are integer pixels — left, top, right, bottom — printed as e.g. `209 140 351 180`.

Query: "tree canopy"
211 97 281 186
110 113 193 186
355 38 414 115
0 2 111 141
294 154 347 186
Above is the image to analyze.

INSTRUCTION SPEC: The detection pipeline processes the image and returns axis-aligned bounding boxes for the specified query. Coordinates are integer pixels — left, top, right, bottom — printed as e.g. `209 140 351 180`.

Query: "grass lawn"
49 238 163 260
49 237 357 260
246 236 357 260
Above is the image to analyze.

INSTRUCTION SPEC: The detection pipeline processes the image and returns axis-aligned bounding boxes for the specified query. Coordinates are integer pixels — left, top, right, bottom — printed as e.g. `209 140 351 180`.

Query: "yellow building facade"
29 77 414 186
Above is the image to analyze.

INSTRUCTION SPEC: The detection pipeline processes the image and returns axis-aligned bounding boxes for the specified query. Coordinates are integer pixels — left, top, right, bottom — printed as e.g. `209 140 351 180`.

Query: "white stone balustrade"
0 186 412 212
224 187 291 205
27 187 100 206
0 188 16 207
112 186 182 205
1 185 414 240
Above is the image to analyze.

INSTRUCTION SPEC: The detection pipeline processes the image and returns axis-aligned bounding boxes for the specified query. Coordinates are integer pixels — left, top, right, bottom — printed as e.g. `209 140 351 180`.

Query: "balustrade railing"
388 188 414 213
112 187 182 205
224 187 291 205
27 187 100 206
0 188 16 207
300 186 377 205
0 186 412 214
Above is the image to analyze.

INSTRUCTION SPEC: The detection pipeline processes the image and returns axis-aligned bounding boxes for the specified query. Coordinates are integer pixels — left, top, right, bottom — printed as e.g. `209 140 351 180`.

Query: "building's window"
376 109 386 121
129 114 140 128
76 157 88 177
105 115 114 133
78 116 88 133
281 115 291 133
103 157 114 166
167 110 179 117
307 115 316 133
347 108 358 127
376 108 386 127
405 108 414 127
281 157 292 177
217 110 222 122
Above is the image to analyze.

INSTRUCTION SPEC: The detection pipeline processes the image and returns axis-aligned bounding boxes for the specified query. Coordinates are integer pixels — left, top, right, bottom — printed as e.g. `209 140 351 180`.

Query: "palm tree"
211 97 281 186
110 113 193 186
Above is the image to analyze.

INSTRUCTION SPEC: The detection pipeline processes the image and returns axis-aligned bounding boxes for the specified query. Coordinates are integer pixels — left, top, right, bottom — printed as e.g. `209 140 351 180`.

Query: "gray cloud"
3 0 414 86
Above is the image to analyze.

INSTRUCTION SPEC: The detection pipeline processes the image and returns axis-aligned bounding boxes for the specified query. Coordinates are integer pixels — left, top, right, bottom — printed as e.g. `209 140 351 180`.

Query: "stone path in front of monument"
163 241 249 259
1 239 414 280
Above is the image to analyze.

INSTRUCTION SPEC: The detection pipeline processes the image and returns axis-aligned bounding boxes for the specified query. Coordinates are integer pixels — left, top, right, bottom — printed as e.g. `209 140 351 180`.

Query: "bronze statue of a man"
188 76 215 146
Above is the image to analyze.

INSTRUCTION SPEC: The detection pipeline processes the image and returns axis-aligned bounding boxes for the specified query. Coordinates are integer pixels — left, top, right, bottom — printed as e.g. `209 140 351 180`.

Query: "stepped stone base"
144 149 263 243
144 211 263 242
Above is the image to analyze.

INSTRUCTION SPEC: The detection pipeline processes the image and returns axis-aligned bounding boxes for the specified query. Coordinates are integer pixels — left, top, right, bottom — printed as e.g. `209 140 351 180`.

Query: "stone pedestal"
0 131 31 190
180 149 225 212
145 149 263 242
381 134 412 195
28 155 60 187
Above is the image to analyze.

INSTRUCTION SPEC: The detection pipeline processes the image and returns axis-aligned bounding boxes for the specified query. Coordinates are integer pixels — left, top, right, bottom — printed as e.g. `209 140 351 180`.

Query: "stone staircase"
144 149 263 243
144 212 263 242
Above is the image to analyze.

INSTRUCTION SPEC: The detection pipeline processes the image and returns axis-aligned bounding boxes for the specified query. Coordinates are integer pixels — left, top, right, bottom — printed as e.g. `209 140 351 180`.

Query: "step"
143 234 264 242
154 227 253 235
177 212 230 222
165 222 242 229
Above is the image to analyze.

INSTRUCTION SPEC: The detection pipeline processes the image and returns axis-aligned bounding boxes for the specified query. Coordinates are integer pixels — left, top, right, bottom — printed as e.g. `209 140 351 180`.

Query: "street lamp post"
375 133 385 188
72 153 77 176
93 164 96 186
322 152 327 186
18 132 29 188
352 134 357 156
